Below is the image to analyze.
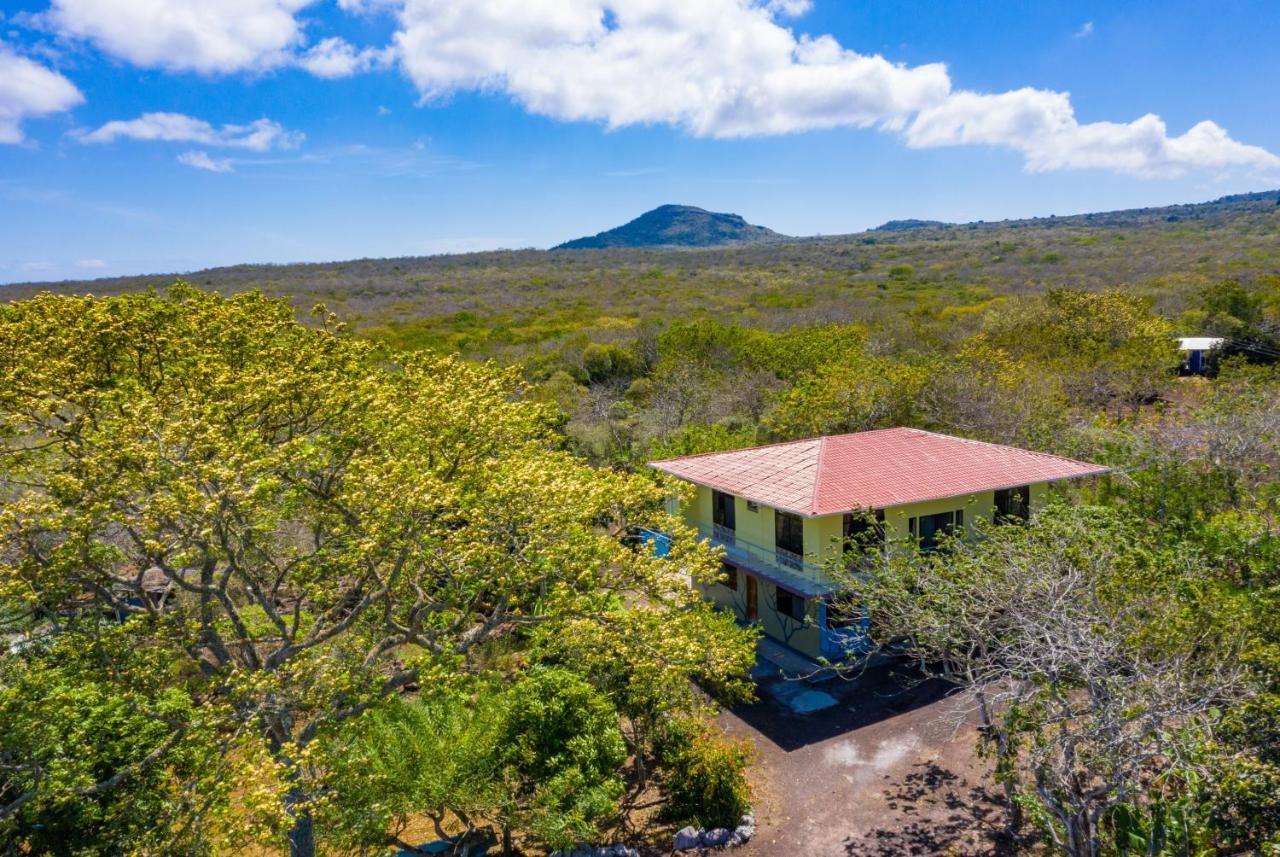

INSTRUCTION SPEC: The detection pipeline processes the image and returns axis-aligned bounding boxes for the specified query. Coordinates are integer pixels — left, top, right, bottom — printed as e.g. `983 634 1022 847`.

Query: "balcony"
698 526 839 599
775 545 803 571
712 522 736 546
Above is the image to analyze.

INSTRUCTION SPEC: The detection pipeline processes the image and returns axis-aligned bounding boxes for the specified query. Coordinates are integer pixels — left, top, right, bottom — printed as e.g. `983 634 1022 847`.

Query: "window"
775 587 805 622
711 489 736 531
908 510 964 550
774 510 804 555
994 485 1031 522
746 500 760 513
843 509 885 549
721 562 738 591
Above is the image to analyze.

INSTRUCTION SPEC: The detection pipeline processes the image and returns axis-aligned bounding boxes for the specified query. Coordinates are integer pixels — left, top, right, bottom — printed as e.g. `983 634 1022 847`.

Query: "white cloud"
177 150 234 172
765 0 812 16
394 0 948 138
336 0 401 13
26 0 1278 179
0 45 84 143
45 0 315 74
81 112 303 150
905 88 1280 177
1075 21 1095 38
390 0 1279 177
299 37 394 78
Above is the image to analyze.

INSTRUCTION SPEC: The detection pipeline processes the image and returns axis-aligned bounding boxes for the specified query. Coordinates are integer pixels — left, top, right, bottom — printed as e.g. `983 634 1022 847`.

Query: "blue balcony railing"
698 526 838 597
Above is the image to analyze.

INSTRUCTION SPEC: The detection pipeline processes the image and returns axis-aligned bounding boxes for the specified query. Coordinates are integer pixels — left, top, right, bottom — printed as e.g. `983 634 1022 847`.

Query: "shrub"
655 717 752 829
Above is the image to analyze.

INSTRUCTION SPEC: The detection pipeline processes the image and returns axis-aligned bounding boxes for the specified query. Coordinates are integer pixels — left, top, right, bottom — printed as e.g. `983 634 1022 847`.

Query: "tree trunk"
974 685 1023 832
287 795 316 857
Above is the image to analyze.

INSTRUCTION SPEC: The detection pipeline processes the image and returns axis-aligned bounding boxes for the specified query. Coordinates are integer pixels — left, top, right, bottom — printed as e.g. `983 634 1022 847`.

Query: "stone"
673 826 703 850
703 828 731 847
731 822 755 844
740 813 755 827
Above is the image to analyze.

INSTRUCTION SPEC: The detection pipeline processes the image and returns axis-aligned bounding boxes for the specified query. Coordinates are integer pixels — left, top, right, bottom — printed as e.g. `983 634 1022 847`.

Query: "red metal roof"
649 427 1109 517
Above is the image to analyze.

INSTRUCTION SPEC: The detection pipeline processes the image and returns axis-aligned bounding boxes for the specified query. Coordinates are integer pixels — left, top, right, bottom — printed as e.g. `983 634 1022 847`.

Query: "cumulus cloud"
389 0 1278 177
394 0 948 138
81 112 303 150
177 150 234 172
45 0 315 74
905 88 1280 177
0 45 84 143
336 0 402 13
29 0 1280 178
299 37 395 78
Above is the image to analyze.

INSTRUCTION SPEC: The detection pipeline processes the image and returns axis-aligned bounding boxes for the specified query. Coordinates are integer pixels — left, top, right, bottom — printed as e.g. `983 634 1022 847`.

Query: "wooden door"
745 575 758 622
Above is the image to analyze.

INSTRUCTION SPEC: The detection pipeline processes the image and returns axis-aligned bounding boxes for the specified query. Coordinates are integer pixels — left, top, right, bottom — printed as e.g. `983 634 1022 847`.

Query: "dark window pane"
712 490 736 530
916 510 962 550
843 509 885 548
721 562 737 590
775 510 804 555
776 587 805 621
994 485 1031 522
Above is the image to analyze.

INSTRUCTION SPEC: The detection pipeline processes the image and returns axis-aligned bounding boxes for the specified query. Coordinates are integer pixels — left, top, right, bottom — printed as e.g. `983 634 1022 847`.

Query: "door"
745 575 758 622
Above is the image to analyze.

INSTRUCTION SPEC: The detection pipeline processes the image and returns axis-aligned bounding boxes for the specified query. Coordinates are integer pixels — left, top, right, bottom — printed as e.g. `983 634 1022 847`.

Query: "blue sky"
2 0 1278 284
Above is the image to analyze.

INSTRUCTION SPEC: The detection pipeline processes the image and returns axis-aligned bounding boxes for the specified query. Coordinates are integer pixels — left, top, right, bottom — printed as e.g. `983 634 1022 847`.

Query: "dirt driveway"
719 659 1016 856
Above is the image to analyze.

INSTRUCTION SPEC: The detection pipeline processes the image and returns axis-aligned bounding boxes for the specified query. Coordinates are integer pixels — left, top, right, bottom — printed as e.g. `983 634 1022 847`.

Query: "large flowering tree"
0 286 744 856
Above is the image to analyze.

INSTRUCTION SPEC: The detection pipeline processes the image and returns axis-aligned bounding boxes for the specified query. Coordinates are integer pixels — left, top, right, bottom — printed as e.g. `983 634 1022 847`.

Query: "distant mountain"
555 204 785 250
874 219 950 232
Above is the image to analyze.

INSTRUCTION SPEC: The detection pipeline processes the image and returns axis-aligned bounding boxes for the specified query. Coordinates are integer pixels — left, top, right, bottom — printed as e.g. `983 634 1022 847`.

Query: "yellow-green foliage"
0 285 741 854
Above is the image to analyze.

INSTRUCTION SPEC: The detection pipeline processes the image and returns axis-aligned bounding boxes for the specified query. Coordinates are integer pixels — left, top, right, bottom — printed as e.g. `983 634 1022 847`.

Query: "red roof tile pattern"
649 427 1109 517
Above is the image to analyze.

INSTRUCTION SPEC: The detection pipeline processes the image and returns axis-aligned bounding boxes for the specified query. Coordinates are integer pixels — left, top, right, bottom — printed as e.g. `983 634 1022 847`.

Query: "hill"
4 190 1278 361
874 219 951 232
554 204 784 249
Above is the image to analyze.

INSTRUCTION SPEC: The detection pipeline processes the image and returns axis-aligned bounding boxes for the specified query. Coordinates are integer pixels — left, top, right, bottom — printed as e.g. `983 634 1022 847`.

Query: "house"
649 427 1109 661
1177 336 1224 375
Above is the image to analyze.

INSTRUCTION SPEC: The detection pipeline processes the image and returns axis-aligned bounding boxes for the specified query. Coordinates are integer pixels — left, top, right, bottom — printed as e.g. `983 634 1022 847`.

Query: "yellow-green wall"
879 482 1048 539
697 573 823 659
682 480 1051 660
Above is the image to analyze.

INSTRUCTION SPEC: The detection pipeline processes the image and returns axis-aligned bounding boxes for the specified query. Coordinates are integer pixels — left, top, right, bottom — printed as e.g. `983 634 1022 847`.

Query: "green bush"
655 717 752 829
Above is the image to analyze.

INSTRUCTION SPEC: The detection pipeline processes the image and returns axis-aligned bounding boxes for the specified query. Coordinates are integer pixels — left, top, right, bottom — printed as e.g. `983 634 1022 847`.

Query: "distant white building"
1177 336 1225 374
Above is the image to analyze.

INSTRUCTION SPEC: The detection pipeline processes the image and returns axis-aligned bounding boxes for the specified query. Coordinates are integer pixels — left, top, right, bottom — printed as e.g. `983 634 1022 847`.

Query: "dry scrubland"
9 191 1279 363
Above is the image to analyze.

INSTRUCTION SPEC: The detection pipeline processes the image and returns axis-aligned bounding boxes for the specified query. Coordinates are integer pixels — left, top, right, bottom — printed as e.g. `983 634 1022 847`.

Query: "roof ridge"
809 435 828 515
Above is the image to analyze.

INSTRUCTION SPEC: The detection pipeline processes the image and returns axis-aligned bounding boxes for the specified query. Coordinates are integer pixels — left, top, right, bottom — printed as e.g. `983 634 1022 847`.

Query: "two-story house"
649 427 1109 661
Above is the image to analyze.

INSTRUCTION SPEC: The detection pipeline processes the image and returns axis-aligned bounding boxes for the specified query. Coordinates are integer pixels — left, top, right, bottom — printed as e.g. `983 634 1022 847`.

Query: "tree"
533 603 756 788
764 355 930 439
833 505 1255 857
493 667 627 851
0 287 725 856
1196 279 1263 337
983 290 1179 411
319 685 502 855
918 337 1070 449
323 668 627 855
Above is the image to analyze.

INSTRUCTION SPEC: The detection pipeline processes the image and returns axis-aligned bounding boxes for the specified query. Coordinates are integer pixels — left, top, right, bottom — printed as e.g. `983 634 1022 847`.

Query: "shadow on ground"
850 761 1029 856
730 660 954 752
